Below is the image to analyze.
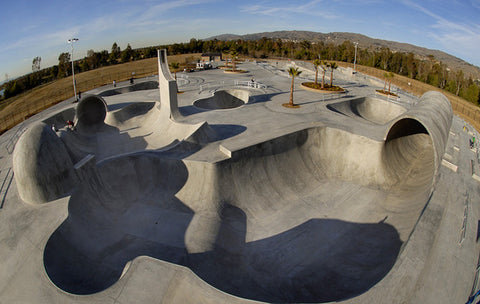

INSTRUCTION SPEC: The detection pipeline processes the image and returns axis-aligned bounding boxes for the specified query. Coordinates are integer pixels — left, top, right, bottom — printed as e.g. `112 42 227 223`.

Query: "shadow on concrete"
44 165 401 302
98 81 159 97
208 124 247 141
59 122 149 163
194 90 247 110
247 91 286 105
190 204 402 303
107 102 135 111
43 155 193 295
179 92 286 116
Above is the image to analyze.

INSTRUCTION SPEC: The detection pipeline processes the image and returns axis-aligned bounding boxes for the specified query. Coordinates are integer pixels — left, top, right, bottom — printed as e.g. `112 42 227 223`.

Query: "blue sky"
1 0 479 80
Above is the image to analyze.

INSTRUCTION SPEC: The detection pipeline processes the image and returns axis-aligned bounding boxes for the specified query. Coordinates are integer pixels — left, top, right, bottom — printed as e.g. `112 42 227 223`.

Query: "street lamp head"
67 38 79 43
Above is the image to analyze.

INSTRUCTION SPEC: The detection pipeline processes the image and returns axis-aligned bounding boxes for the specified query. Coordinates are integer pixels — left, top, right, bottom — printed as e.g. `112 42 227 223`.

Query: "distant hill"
206 30 480 79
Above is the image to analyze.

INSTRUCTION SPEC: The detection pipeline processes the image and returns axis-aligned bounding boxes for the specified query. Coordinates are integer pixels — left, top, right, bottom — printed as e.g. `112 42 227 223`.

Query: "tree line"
2 38 479 105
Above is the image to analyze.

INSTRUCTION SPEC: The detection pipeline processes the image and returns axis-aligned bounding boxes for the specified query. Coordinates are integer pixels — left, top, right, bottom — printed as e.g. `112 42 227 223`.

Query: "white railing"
199 80 268 93
234 81 267 89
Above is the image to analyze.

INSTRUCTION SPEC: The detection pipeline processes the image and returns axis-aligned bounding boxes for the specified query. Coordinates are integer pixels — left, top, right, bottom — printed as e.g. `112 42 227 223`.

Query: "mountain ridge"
206 30 480 79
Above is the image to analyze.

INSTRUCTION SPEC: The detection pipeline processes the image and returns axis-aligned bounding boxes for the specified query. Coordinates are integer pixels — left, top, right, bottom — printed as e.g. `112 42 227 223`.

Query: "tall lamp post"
353 42 358 74
67 38 79 101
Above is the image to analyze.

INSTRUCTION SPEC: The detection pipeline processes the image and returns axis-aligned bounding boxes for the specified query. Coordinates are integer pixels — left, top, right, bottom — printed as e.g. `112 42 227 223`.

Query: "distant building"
201 53 222 62
196 62 213 70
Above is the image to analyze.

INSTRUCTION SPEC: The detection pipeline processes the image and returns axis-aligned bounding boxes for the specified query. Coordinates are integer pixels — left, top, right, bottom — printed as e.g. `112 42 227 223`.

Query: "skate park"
1 49 480 303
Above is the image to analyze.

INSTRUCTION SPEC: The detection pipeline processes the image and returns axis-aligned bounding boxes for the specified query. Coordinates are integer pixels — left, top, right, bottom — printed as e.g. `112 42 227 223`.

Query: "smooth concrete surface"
194 89 249 109
327 96 407 124
1 55 480 304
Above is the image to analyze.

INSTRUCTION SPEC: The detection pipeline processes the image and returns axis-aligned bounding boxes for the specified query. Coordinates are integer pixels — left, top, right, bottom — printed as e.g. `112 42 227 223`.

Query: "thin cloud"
402 0 480 64
240 0 337 19
139 0 217 22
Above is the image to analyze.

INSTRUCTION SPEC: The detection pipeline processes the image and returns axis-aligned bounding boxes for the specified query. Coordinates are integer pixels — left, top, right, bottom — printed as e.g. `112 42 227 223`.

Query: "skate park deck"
1 55 480 304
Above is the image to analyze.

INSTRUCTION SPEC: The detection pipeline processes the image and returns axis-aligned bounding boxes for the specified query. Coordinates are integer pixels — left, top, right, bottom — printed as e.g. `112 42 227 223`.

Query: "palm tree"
313 59 321 86
230 49 238 71
321 60 327 89
329 62 338 87
384 72 394 93
169 62 180 80
288 67 302 106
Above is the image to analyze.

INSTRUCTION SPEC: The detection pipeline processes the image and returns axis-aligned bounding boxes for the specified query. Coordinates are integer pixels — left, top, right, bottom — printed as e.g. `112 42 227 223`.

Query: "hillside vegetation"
1 32 480 134
1 56 479 137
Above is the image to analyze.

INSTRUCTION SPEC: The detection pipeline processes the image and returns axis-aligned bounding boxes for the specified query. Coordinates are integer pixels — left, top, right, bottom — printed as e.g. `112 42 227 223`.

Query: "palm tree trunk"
330 69 333 87
315 68 318 85
322 70 325 89
290 76 294 106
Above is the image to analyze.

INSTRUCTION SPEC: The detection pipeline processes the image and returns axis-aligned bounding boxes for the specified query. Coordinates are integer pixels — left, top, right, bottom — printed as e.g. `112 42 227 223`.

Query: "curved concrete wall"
328 97 407 124
75 95 108 132
13 122 78 204
384 91 453 192
44 153 193 294
40 91 452 301
42 108 76 128
194 89 249 110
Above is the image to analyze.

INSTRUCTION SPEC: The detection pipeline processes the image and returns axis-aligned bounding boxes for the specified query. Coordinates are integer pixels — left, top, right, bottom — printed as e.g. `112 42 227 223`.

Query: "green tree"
80 59 89 72
329 62 338 87
230 49 238 71
109 42 121 63
86 49 98 69
454 70 464 96
32 56 41 72
57 52 71 78
384 72 394 93
169 62 180 80
462 83 480 104
288 67 302 107
121 44 133 62
320 61 327 89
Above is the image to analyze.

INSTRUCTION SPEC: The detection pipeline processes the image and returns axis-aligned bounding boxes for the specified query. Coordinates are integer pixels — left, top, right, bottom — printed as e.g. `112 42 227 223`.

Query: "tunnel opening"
76 95 107 126
383 118 434 194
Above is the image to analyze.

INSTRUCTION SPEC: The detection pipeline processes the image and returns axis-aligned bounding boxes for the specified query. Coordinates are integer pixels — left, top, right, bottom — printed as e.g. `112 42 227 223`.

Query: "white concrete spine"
158 49 180 120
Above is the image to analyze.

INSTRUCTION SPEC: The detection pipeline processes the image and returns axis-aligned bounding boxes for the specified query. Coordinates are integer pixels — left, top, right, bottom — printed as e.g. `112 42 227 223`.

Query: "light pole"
353 42 358 74
67 38 79 101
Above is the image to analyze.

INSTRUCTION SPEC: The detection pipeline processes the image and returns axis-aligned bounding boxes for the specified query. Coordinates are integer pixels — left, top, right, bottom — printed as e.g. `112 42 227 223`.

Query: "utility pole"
67 38 79 101
353 42 358 74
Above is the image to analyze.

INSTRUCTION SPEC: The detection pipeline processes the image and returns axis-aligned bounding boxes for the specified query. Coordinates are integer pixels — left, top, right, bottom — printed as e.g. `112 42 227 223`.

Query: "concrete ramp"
194 89 250 110
44 153 194 294
39 90 452 302
44 129 407 301
10 49 454 303
14 49 218 204
56 99 217 163
42 105 445 302
327 96 407 124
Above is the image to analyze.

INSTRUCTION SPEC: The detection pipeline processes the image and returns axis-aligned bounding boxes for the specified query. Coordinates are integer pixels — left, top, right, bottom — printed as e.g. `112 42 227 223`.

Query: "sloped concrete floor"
1 61 479 304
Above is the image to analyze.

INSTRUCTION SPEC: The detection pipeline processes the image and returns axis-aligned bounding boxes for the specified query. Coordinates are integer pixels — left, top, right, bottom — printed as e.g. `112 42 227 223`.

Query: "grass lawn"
0 53 200 135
